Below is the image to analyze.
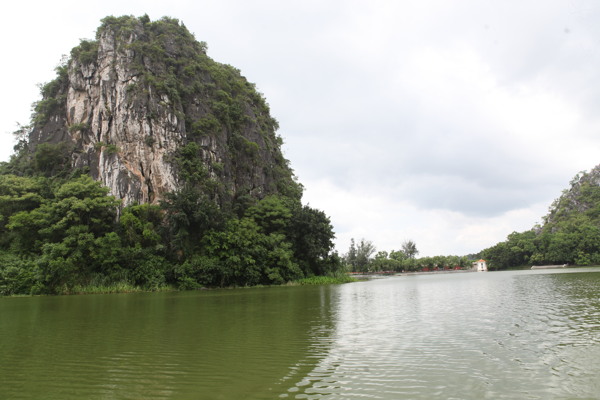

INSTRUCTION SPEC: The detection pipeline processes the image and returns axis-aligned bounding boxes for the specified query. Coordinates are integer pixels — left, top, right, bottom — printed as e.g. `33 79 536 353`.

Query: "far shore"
350 269 478 279
351 265 600 279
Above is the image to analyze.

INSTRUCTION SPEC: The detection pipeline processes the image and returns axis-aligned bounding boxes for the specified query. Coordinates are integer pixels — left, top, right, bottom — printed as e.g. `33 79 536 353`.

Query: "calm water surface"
2 267 600 399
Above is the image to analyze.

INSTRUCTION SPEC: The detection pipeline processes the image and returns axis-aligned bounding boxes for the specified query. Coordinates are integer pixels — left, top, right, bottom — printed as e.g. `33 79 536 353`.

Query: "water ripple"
3 269 600 399
283 269 600 399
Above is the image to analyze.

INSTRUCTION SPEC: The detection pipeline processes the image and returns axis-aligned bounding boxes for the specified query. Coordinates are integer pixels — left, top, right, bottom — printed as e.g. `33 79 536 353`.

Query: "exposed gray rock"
28 16 297 206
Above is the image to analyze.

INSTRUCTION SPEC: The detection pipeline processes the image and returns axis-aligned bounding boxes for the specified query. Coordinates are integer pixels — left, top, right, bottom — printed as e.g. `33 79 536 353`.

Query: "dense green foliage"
481 166 600 269
342 237 470 273
0 170 340 295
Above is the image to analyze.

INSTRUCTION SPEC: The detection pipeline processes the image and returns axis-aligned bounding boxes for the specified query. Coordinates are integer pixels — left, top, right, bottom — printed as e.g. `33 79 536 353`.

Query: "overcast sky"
1 0 599 257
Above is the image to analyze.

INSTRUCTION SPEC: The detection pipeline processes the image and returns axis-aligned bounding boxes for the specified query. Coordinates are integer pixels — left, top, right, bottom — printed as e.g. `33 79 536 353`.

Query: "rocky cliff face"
28 15 298 206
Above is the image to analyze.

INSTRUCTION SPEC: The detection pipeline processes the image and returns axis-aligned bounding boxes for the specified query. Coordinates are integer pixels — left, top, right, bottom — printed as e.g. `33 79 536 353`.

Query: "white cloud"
302 176 549 257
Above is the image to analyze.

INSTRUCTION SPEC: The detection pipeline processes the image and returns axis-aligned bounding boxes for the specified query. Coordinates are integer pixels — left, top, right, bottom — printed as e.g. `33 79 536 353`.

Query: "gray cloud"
0 0 598 255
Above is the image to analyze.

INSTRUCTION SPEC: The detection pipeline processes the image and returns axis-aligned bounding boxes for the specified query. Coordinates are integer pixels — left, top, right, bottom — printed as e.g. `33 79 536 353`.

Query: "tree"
32 143 73 177
287 204 338 276
402 240 419 259
355 238 376 272
160 185 224 258
344 238 378 272
0 175 48 248
371 251 402 271
7 176 119 253
119 203 164 249
389 250 406 261
6 176 122 292
345 238 358 270
202 217 302 287
246 195 292 235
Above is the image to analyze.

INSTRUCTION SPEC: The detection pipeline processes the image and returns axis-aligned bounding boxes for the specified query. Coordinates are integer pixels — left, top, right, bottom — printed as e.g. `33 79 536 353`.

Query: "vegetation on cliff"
0 15 342 295
24 14 302 206
480 165 600 269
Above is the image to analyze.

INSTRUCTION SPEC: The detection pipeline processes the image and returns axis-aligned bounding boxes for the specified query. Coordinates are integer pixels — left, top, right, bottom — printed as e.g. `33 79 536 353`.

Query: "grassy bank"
68 282 175 295
295 273 357 285
3 275 358 296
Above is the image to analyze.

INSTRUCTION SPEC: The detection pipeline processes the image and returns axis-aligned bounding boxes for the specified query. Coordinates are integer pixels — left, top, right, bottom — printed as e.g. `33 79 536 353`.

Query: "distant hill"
542 165 600 231
481 164 600 268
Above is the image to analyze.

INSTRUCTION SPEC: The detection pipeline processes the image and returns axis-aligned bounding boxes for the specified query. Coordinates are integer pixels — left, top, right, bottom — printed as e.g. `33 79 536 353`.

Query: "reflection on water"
0 286 336 400
2 268 600 399
283 268 600 399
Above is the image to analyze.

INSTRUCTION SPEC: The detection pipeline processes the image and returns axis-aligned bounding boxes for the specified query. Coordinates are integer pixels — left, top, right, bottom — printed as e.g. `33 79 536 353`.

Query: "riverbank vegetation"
296 273 357 285
480 166 600 269
342 238 471 273
0 168 342 296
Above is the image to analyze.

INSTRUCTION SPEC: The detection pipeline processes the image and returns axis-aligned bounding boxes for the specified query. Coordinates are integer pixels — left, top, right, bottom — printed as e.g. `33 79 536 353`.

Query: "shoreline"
350 269 478 279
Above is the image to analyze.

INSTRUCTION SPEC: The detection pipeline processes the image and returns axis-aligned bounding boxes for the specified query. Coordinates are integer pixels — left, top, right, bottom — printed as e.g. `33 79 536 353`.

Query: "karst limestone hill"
23 15 300 207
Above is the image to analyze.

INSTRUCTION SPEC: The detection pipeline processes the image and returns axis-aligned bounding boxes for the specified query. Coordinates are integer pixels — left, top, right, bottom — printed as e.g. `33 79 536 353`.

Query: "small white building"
473 259 488 272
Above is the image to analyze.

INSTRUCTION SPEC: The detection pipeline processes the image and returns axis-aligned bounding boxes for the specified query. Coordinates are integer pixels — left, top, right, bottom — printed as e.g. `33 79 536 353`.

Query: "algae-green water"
2 267 600 399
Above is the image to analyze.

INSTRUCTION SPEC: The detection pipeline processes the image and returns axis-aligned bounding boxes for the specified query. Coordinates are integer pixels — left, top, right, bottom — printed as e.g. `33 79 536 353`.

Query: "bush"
71 39 99 65
173 255 222 289
129 252 170 290
0 254 40 295
296 273 356 285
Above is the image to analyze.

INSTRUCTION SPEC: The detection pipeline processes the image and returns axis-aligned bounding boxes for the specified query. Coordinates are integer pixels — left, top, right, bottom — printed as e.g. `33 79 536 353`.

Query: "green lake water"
2 267 600 399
